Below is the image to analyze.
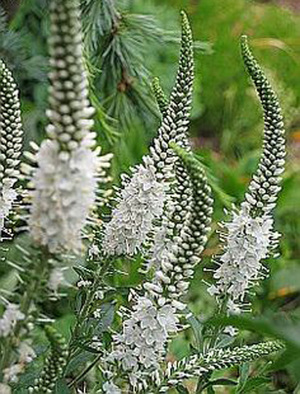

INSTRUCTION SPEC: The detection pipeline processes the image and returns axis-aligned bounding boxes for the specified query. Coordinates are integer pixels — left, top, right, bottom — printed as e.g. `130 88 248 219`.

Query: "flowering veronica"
208 36 285 315
103 12 194 257
28 0 112 253
103 159 166 256
110 296 178 381
0 60 23 237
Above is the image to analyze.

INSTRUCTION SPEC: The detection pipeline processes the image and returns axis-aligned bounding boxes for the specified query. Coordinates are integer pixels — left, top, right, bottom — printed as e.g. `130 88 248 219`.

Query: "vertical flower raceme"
102 12 194 257
28 0 112 254
107 147 212 391
0 60 23 238
145 145 213 303
207 36 285 316
109 293 179 391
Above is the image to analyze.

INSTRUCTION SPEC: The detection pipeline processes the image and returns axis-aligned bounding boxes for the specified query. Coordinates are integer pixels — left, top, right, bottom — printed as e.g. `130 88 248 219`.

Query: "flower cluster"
0 60 23 237
29 326 68 393
207 36 285 317
103 160 166 256
208 205 278 313
111 296 178 375
29 140 100 253
145 145 213 302
103 12 194 258
28 0 112 253
152 340 285 391
0 303 24 338
3 341 36 384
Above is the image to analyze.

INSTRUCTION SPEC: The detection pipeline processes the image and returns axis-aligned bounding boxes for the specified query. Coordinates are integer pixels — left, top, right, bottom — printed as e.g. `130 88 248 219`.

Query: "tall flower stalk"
28 0 112 254
0 59 23 238
0 3 288 393
208 36 285 320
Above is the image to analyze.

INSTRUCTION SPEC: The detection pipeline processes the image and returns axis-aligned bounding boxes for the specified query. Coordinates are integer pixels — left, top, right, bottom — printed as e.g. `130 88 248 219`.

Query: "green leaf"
236 363 250 392
64 351 94 375
238 377 270 393
185 309 203 351
176 384 189 394
54 379 70 394
210 378 237 386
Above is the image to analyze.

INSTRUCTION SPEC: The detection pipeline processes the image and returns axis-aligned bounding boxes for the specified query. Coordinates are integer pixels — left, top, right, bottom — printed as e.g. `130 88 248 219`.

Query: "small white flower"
0 303 25 338
3 363 23 383
77 279 92 288
48 267 67 293
102 381 121 394
94 290 104 300
93 309 102 319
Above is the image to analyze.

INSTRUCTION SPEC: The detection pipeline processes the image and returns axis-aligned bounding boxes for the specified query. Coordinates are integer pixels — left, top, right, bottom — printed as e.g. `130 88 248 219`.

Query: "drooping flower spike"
208 36 286 317
28 0 112 254
102 11 194 257
152 340 284 391
0 60 24 238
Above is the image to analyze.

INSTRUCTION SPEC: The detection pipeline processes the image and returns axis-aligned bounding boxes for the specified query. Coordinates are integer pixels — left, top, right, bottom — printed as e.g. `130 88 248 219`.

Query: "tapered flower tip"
180 10 192 38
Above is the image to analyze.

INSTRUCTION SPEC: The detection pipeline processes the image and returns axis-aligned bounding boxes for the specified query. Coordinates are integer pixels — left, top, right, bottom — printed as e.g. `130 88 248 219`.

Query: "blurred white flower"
0 383 11 394
18 340 36 363
0 303 24 338
29 139 100 253
48 267 67 293
102 381 121 394
3 363 23 383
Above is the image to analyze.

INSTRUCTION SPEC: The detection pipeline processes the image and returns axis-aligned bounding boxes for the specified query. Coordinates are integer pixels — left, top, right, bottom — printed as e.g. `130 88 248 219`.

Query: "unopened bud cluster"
0 60 23 235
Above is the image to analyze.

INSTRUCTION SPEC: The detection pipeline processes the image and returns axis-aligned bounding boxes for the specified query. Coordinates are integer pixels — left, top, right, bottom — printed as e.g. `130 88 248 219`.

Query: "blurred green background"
0 0 299 392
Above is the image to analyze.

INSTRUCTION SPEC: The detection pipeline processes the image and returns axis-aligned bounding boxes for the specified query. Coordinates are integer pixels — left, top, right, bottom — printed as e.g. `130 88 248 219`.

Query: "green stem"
0 247 51 371
67 353 102 388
